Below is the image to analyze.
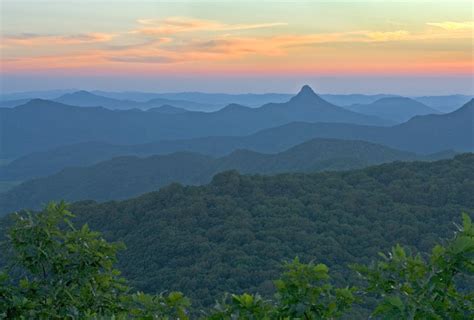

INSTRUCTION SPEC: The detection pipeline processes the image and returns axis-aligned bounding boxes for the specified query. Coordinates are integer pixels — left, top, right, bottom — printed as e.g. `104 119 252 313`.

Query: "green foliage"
121 291 190 320
207 259 355 320
0 201 473 319
274 258 355 319
353 213 474 319
0 271 15 319
208 293 274 319
2 202 126 318
42 154 472 308
0 202 190 319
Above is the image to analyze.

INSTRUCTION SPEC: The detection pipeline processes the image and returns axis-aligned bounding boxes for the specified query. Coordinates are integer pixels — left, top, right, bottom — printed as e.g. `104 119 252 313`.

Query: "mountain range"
54 90 216 111
3 91 443 125
2 89 471 112
0 138 432 215
0 85 388 158
1 97 471 182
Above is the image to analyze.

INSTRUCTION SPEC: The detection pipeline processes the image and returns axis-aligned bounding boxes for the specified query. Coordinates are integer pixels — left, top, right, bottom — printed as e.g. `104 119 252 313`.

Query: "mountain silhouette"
1 99 470 181
55 91 138 109
256 85 391 124
0 86 389 158
55 90 214 111
288 85 326 103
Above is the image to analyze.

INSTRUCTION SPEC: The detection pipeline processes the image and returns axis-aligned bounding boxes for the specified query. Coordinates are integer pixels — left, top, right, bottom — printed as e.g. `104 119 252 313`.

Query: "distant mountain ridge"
55 90 215 111
414 94 474 113
345 97 440 123
0 85 388 158
0 138 424 215
52 91 474 111
147 105 188 114
2 89 471 112
55 90 138 109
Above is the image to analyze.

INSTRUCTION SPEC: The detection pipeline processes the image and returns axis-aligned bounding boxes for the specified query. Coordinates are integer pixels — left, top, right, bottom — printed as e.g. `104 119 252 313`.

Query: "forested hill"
0 139 423 215
2 154 468 308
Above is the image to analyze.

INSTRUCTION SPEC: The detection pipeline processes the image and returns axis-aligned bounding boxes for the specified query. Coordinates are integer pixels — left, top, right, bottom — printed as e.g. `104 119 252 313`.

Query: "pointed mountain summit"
289 85 326 104
298 85 318 96
256 84 392 125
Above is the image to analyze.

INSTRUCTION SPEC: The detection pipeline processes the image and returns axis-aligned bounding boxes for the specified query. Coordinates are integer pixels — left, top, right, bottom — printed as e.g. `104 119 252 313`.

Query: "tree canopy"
1 203 472 319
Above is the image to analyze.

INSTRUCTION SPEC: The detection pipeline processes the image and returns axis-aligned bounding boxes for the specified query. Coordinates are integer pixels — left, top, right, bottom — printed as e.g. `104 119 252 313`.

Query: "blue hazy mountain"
144 97 218 111
147 105 188 114
55 90 214 111
344 97 440 123
0 89 76 101
215 85 390 126
413 94 474 113
148 92 293 106
0 85 388 158
91 91 474 111
96 90 397 108
55 90 141 109
1 99 469 182
0 138 421 215
3 89 470 112
321 93 399 106
0 98 31 108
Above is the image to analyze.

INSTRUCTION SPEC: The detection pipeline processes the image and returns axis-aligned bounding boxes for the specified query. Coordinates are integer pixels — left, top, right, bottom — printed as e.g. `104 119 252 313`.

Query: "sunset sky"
1 0 473 94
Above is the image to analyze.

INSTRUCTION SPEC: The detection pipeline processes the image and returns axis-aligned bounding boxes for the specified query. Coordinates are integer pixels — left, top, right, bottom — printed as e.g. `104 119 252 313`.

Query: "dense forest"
1 187 472 318
2 154 472 314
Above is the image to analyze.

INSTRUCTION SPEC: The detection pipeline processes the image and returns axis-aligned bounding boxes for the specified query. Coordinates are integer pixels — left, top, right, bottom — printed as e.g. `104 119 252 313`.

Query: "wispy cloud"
2 33 115 46
427 21 474 31
108 56 175 64
2 16 472 76
133 17 288 35
364 30 410 42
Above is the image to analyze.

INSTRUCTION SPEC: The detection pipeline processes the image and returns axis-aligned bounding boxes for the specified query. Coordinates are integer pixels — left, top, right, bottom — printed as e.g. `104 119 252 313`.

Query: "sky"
0 0 473 94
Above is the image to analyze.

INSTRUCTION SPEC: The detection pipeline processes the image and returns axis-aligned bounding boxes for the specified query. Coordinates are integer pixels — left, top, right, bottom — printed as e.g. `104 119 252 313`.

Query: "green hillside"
3 154 469 308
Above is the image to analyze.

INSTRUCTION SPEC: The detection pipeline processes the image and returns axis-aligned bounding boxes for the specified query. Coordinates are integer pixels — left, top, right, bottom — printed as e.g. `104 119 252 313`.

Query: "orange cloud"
365 30 410 42
2 16 472 77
